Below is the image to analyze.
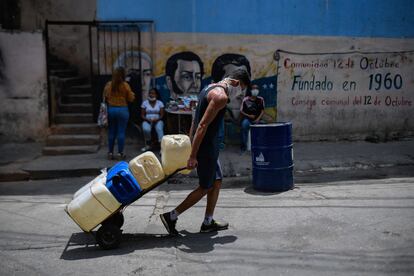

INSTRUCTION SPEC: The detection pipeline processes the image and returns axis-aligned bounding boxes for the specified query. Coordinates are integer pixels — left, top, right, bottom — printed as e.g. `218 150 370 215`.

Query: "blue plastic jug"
106 161 142 205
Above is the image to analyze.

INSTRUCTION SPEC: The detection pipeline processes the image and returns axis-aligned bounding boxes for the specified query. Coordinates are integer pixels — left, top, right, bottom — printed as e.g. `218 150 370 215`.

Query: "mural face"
173 59 201 96
165 51 204 99
113 50 153 99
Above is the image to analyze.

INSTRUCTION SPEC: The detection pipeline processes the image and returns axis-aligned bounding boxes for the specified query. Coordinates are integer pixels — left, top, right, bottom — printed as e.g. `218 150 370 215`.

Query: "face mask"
148 96 156 102
224 78 242 95
229 85 242 95
251 89 259 97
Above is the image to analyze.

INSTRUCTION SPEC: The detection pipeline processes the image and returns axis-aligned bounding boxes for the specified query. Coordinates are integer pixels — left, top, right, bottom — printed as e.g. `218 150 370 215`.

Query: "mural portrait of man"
211 53 252 121
113 51 153 99
165 51 204 99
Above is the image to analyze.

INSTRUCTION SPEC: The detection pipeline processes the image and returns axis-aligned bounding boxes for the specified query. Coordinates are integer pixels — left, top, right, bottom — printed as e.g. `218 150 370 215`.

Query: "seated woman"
240 84 265 152
141 88 165 151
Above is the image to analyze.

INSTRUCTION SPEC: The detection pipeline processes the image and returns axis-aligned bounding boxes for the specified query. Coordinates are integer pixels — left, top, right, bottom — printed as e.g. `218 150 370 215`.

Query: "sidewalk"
0 139 414 182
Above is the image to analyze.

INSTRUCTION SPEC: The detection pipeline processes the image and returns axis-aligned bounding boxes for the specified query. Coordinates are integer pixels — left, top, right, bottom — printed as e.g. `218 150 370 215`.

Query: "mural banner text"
276 50 414 139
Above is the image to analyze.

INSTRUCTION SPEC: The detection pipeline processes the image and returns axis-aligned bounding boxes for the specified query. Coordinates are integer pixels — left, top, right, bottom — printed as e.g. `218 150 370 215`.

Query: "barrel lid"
250 122 292 127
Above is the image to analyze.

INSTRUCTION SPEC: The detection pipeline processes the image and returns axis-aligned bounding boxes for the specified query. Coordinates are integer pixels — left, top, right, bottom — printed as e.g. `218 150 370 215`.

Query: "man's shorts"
196 157 223 189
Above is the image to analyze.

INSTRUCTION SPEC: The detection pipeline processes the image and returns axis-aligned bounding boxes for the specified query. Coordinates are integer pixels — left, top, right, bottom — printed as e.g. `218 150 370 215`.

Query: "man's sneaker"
200 219 229 233
160 212 178 236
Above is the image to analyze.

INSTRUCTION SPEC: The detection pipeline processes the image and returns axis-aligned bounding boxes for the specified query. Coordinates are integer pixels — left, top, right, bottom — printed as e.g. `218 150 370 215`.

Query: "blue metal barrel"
251 122 294 192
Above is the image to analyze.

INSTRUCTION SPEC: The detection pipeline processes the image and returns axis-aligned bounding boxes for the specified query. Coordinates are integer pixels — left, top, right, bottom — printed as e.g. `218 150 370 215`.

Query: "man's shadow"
60 230 237 260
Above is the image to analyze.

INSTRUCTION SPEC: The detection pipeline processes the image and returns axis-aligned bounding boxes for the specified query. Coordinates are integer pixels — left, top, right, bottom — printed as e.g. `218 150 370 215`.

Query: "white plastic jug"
128 151 165 190
66 178 121 232
73 170 107 199
161 135 192 175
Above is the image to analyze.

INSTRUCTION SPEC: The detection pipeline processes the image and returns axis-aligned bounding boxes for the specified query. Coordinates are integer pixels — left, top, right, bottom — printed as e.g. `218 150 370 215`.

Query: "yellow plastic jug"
66 178 121 232
128 151 165 190
161 135 192 175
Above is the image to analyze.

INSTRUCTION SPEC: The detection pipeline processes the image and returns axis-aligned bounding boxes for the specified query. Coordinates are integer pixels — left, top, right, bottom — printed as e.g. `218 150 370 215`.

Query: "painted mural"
112 50 153 99
98 32 278 144
95 0 414 140
150 33 279 126
164 51 204 99
97 30 414 141
277 50 414 139
152 46 277 144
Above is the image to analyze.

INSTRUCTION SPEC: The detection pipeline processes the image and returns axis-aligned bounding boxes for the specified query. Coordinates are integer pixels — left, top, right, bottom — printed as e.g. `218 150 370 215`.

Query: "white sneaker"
141 145 151 152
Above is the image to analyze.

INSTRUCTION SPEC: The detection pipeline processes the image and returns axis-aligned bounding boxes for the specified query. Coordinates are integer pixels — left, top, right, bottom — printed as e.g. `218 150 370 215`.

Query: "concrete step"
61 94 92 104
27 167 101 180
42 145 100 156
55 113 93 124
50 124 100 135
50 69 78 78
59 103 93 113
21 153 109 179
65 84 92 94
46 134 100 146
60 77 89 88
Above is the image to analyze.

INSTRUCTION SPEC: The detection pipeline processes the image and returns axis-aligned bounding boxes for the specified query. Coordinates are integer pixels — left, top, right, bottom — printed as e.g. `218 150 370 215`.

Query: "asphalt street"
0 174 413 275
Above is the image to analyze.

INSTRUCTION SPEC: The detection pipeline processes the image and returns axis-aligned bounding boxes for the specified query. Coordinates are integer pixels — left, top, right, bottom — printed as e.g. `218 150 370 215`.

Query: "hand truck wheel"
102 212 124 228
96 224 122 250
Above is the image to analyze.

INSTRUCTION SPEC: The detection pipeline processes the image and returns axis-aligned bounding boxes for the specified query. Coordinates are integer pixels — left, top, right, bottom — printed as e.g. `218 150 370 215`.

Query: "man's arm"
187 89 228 169
189 116 195 141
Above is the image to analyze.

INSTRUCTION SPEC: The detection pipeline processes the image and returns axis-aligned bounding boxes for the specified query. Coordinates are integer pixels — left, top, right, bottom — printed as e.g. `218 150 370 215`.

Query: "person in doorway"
140 88 165 152
160 69 251 235
240 84 265 152
103 67 135 160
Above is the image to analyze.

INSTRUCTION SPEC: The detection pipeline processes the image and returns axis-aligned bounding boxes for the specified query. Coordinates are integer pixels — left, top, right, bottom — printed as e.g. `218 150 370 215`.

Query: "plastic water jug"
106 161 142 205
161 135 192 175
66 178 121 232
73 170 107 199
128 151 165 190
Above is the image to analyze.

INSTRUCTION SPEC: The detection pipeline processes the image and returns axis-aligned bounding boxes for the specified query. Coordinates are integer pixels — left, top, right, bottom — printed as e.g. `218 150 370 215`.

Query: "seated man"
240 84 265 152
141 88 165 151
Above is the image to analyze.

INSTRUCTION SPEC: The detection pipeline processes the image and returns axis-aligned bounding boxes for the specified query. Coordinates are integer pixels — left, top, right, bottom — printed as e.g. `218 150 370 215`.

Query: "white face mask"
251 89 259 97
224 78 242 95
148 96 156 102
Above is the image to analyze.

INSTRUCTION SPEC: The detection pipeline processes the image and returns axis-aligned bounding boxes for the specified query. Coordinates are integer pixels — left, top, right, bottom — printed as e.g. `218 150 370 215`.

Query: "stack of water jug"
66 135 192 232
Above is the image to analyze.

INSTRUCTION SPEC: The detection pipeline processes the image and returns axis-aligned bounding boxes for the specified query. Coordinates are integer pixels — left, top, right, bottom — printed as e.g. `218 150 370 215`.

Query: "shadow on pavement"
60 230 237 260
243 185 290 196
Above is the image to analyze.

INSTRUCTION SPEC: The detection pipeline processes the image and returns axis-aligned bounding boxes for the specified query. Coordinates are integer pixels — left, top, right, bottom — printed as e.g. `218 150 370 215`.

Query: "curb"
25 168 102 180
0 170 30 182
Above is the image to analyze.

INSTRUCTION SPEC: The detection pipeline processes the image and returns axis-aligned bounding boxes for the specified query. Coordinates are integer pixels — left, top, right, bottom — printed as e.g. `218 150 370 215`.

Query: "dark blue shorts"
196 157 223 189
